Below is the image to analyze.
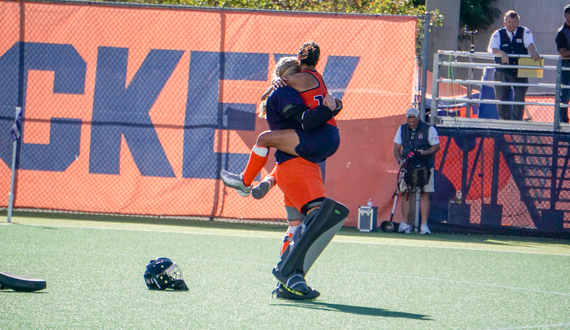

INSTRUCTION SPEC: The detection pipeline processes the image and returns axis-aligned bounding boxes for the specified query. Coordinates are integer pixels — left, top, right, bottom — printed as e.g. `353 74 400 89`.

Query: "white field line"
9 222 570 257
481 323 570 330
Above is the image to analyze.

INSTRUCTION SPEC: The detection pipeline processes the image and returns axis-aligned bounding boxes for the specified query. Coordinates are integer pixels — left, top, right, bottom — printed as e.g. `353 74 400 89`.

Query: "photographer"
393 108 440 234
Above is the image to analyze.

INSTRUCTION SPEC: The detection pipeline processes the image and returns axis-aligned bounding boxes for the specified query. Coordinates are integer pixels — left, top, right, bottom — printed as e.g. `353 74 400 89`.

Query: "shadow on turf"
272 301 432 320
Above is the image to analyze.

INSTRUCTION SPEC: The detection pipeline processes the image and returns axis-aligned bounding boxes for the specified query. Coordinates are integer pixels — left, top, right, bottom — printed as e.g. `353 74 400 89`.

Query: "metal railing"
430 51 569 130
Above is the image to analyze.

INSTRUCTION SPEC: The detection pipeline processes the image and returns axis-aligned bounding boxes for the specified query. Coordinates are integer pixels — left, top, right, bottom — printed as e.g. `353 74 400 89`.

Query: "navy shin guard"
273 198 349 285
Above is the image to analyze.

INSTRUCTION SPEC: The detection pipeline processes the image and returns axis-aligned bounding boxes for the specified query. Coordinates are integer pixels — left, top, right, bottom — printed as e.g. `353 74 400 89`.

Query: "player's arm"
293 105 334 130
282 102 334 131
332 97 343 117
274 72 319 92
277 87 335 130
283 104 334 131
290 93 339 130
320 92 342 116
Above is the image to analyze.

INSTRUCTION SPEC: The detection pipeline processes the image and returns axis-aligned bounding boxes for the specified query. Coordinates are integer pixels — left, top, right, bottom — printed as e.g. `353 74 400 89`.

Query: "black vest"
563 25 570 49
400 120 434 168
495 27 528 74
562 24 570 64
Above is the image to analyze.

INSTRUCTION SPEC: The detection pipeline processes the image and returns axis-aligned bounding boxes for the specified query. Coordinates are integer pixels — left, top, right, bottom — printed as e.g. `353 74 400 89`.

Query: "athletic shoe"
271 282 320 300
271 270 321 299
220 170 251 197
251 176 275 200
398 222 411 234
420 224 431 235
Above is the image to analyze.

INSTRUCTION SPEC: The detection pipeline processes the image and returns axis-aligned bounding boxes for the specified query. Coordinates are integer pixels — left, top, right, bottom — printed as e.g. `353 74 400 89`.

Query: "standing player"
264 56 348 300
221 44 349 299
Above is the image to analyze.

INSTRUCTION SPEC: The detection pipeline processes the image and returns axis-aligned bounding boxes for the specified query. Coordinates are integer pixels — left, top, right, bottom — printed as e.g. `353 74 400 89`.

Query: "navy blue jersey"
265 86 305 131
265 86 340 164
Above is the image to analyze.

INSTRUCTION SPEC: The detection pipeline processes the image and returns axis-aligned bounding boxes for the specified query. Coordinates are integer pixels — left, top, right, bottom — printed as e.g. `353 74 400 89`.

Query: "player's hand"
323 93 336 109
332 98 343 116
273 77 288 88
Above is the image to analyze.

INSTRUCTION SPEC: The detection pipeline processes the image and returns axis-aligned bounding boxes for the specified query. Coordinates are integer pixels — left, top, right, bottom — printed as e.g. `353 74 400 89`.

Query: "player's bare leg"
221 130 299 197
256 129 299 156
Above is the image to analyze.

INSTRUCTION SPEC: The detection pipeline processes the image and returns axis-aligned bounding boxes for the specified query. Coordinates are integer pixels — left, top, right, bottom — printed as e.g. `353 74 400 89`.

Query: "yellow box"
518 57 544 78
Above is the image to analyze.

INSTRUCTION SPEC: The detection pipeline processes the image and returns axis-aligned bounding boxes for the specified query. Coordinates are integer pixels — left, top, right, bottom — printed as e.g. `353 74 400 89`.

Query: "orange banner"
0 1 418 226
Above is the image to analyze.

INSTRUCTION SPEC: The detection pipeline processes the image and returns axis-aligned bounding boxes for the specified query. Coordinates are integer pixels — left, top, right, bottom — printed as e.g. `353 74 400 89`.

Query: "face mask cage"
164 263 183 281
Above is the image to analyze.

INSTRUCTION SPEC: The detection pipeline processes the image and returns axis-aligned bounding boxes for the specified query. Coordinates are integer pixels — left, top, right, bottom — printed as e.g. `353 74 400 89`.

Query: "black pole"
463 26 478 119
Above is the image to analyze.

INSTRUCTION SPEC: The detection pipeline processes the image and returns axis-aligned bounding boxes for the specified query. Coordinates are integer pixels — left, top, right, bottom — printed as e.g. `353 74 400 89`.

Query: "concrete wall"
426 0 461 76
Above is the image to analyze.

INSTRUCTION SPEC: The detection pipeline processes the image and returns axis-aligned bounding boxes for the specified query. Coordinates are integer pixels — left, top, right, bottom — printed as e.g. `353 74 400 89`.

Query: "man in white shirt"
393 108 440 235
488 10 540 120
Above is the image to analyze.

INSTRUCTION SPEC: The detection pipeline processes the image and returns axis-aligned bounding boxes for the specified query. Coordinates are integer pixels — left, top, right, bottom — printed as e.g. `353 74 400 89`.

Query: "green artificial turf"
1 214 570 329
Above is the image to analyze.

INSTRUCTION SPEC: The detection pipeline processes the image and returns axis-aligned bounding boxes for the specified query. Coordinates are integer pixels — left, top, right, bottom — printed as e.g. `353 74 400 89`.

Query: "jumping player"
251 41 339 199
221 42 340 200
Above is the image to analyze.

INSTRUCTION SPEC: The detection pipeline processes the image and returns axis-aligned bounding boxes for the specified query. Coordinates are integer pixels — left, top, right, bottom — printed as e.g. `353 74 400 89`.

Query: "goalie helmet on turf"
144 257 188 291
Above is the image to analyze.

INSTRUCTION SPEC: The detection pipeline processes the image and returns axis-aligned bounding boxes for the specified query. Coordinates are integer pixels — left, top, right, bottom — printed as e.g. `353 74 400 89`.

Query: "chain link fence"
433 128 570 237
0 0 421 226
430 51 570 238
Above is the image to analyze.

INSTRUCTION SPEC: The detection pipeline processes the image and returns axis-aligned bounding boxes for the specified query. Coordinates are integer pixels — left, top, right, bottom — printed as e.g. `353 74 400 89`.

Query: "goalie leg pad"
0 272 46 292
273 198 349 284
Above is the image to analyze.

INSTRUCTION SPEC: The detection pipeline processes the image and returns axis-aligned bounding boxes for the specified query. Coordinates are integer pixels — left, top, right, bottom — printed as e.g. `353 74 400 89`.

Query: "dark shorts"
294 124 340 163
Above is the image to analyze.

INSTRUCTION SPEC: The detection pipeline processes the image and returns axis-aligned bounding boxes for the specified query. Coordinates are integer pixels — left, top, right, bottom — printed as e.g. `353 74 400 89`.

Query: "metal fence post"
430 52 440 125
7 107 21 224
419 12 430 121
463 27 478 118
554 57 563 130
